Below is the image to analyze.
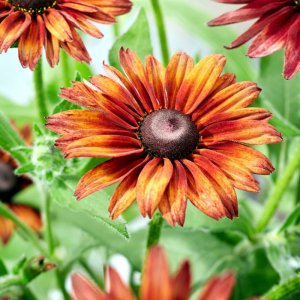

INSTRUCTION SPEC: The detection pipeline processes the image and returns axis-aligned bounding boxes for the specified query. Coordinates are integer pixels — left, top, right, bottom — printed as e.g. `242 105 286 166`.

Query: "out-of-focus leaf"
0 112 27 164
109 9 152 70
52 99 80 115
278 205 300 233
50 178 130 240
0 260 7 276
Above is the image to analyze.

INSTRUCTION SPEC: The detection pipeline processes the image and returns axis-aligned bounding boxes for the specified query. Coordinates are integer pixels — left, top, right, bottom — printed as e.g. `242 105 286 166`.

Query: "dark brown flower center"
138 109 199 159
8 0 57 14
0 162 17 199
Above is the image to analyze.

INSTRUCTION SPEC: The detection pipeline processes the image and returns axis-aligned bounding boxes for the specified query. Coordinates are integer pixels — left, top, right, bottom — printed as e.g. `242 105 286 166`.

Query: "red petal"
45 30 60 67
75 156 148 200
172 261 191 300
136 158 173 218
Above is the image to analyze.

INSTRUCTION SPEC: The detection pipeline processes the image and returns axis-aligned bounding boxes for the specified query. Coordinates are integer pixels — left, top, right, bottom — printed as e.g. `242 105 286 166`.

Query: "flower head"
208 0 300 79
47 48 282 226
0 124 41 244
71 246 236 300
0 0 132 69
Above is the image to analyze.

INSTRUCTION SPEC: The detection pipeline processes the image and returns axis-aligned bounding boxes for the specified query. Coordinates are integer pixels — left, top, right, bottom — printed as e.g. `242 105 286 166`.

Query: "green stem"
150 0 170 65
55 269 69 300
113 23 120 39
256 147 300 232
42 187 55 257
33 60 48 123
0 275 22 292
61 51 71 86
146 212 164 249
265 274 300 300
0 202 45 254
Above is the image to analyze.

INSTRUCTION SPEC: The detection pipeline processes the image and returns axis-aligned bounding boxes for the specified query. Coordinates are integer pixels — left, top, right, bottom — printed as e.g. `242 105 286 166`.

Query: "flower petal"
165 52 194 109
201 120 282 145
0 11 31 52
175 54 226 114
62 135 142 158
140 246 172 300
45 30 60 67
197 148 259 192
71 273 106 300
136 158 173 218
172 261 191 300
159 160 187 226
75 156 148 200
198 272 235 300
0 216 14 244
18 15 45 70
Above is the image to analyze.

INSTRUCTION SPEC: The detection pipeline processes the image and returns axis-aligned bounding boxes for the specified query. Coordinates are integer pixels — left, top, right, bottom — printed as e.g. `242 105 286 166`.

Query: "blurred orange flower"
0 0 132 69
71 246 236 300
47 48 281 226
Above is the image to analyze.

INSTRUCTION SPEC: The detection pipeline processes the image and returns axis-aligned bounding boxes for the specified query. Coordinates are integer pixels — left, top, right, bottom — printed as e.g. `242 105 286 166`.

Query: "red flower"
71 246 236 300
0 0 132 69
47 48 281 226
0 125 41 244
208 0 300 79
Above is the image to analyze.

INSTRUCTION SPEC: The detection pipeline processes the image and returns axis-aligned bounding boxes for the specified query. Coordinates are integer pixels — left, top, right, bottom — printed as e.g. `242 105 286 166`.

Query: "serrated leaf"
0 112 27 164
50 178 129 240
109 9 152 70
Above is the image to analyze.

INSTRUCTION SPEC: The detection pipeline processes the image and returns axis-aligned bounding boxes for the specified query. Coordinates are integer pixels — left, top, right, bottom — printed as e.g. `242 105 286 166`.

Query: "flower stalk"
146 212 164 249
33 60 48 123
256 147 300 232
150 0 170 65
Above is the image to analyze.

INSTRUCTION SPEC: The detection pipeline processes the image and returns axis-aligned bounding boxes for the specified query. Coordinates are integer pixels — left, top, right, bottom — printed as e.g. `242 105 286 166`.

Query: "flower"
71 246 236 300
0 124 41 244
0 0 132 69
47 48 282 226
208 0 300 80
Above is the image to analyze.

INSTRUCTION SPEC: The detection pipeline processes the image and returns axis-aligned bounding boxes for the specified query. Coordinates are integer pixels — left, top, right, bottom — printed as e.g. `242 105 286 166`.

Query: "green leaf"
0 260 7 276
0 112 27 164
109 9 153 70
278 205 300 233
50 178 130 240
15 163 35 175
52 99 80 114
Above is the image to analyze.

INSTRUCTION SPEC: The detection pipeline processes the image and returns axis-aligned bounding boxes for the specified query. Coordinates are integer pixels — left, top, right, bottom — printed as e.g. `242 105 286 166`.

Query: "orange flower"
0 0 132 69
71 246 236 300
47 48 282 226
0 125 41 244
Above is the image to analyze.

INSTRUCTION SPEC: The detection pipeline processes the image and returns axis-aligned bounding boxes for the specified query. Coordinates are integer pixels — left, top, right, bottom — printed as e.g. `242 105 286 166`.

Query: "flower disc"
139 109 199 159
0 161 17 194
8 0 56 14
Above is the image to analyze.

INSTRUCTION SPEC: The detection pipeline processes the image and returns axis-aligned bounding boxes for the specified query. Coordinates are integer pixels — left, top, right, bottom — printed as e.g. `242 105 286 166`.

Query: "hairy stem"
61 51 71 87
33 60 48 123
256 147 300 232
150 0 170 65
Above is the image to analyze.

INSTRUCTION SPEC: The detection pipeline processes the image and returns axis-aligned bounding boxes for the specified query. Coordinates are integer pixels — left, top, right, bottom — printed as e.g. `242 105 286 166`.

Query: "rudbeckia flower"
0 0 132 69
47 48 282 226
0 125 41 244
208 0 300 79
71 246 236 300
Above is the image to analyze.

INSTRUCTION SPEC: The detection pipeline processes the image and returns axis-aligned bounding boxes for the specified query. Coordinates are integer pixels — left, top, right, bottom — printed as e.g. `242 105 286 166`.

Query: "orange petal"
119 48 156 112
210 143 275 175
0 216 14 244
140 246 172 300
43 8 73 42
18 15 45 70
10 204 42 233
109 167 141 219
172 261 191 300
46 110 127 135
106 267 134 300
75 156 148 200
145 55 167 109
159 160 187 226
198 108 272 128
175 54 226 114
88 0 132 17
198 148 260 192
136 158 173 218
192 155 238 218
165 52 194 109
71 273 106 300
198 272 235 300
62 135 142 158
0 11 31 52
45 30 60 67
208 73 236 97
201 120 282 145
181 159 228 219
193 82 260 122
